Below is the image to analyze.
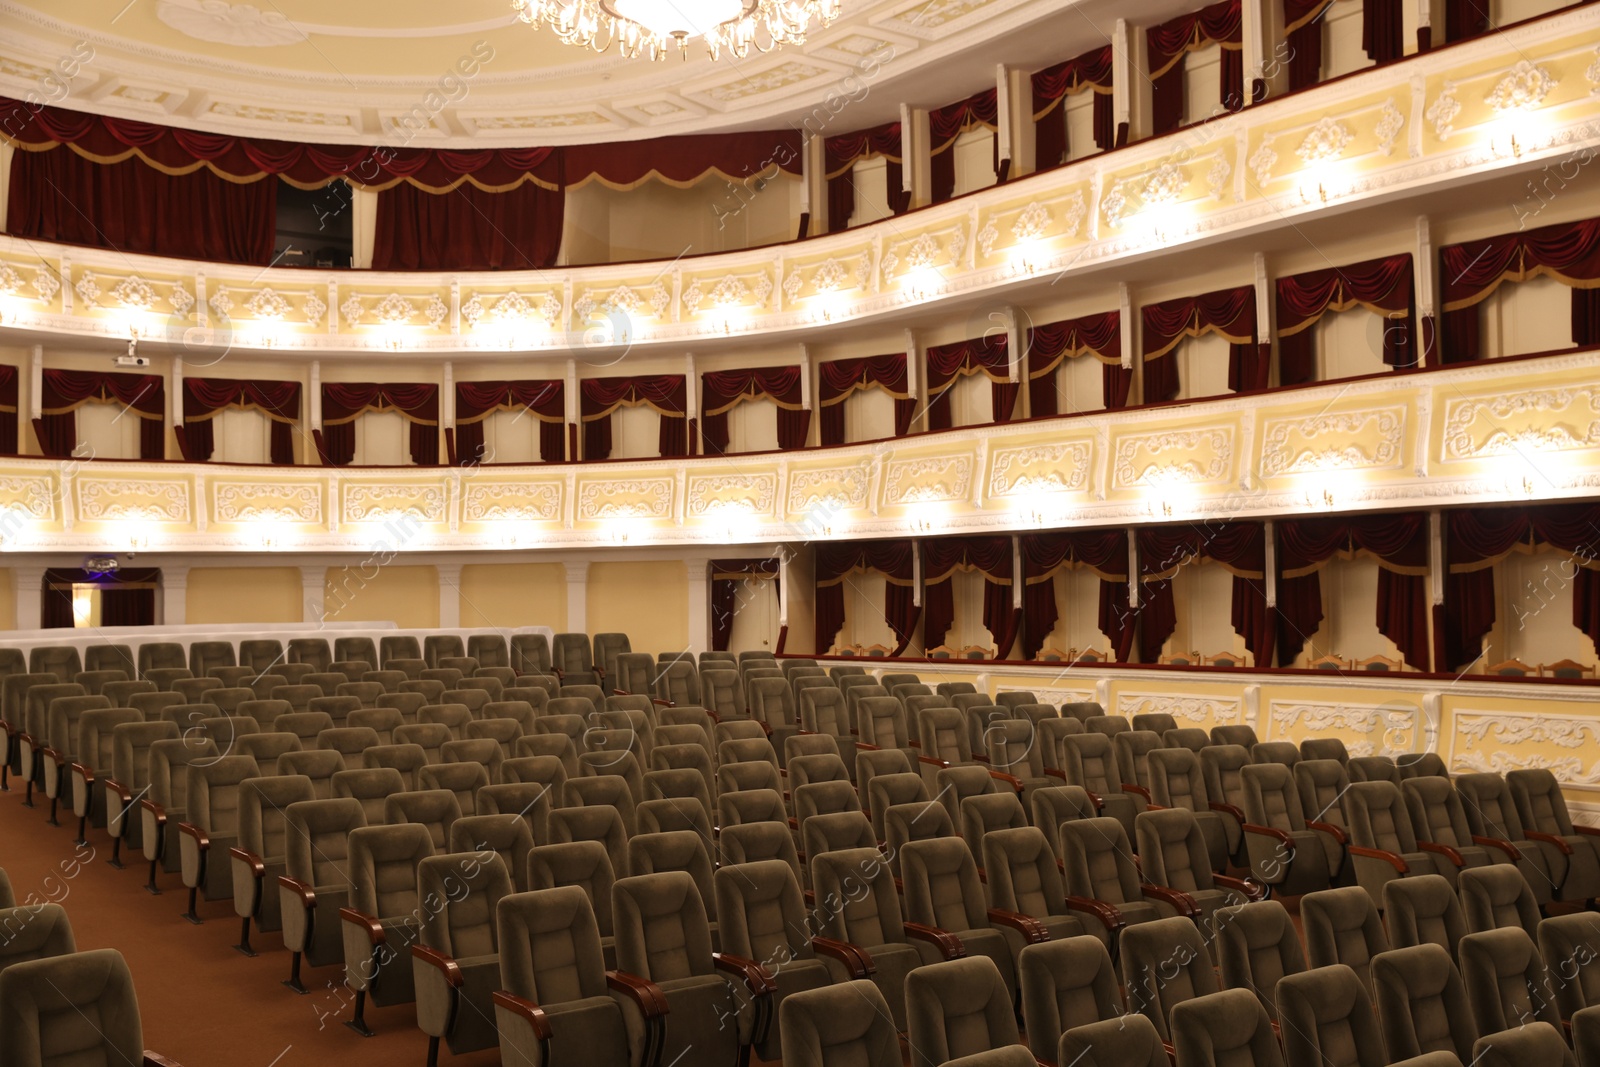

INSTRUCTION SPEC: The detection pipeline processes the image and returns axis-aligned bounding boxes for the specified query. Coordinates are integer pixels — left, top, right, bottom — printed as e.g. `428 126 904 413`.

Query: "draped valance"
1148 0 1245 134
1137 522 1270 664
926 334 1017 429
1026 311 1129 415
929 88 1000 204
183 376 299 465
814 540 919 654
710 558 781 651
1283 0 1403 90
453 379 565 466
921 536 1018 659
1276 254 1415 383
37 369 164 460
318 382 438 466
817 354 914 445
823 121 908 233
579 376 687 460
1020 529 1133 661
1141 286 1260 402
700 366 809 454
1440 216 1600 362
1032 45 1115 169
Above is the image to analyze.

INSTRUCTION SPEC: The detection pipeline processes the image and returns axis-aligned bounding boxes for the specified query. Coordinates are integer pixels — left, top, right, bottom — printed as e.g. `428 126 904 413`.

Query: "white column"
350 184 379 270
442 360 455 440
28 344 42 421
799 135 816 237
899 103 917 201
798 344 814 446
686 556 711 655
1416 215 1437 366
169 357 184 448
300 565 326 624
309 361 323 431
162 565 188 626
685 353 699 455
565 561 589 634
1113 19 1139 146
12 566 43 630
1241 0 1269 104
1119 283 1137 402
1254 253 1274 386
907 105 931 208
437 562 462 628
904 328 921 429
565 359 580 461
994 63 1013 181
0 142 11 232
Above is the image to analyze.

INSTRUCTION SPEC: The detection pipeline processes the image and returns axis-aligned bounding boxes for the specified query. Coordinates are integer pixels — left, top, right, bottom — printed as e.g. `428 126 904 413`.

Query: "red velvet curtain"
920 536 1018 657
926 334 1013 430
1445 0 1490 41
1276 254 1415 385
320 382 438 466
817 354 915 445
39 369 165 460
1026 312 1125 415
42 567 161 629
182 377 299 464
711 559 781 652
1440 217 1600 363
1138 522 1271 665
699 366 809 454
824 122 908 233
454 380 565 464
1276 514 1430 669
1020 530 1134 661
563 130 802 189
372 180 563 270
1444 505 1600 671
7 145 276 264
929 89 999 204
1148 0 1245 135
0 364 17 455
815 540 919 654
580 376 687 460
1031 45 1115 171
1141 286 1258 402
1284 0 1403 90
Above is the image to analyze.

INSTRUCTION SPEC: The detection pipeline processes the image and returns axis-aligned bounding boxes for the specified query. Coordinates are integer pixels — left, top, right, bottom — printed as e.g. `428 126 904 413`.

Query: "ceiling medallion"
511 0 840 59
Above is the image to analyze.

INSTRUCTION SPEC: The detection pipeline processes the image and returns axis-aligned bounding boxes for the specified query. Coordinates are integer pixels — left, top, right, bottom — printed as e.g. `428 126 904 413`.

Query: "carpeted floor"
0 784 501 1067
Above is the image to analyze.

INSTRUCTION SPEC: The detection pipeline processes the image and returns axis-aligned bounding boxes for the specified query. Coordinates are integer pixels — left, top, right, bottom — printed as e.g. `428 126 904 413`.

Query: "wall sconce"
1304 487 1336 509
1147 499 1174 518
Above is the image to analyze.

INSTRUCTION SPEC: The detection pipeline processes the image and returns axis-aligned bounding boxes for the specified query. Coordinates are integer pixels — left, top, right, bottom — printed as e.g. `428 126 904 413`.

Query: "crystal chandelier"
511 0 841 60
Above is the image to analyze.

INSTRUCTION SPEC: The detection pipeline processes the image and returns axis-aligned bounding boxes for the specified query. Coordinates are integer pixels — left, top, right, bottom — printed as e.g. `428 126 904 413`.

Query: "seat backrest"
1402 776 1475 849
77 708 142 772
111 720 180 789
347 823 434 918
1055 1015 1167 1067
799 686 851 739
1509 768 1577 836
527 840 616 936
959 791 1027 864
905 956 1019 1067
333 637 379 668
0 948 147 1067
1130 712 1178 735
810 846 905 948
1163 727 1211 754
1148 747 1211 810
546 805 629 878
987 719 1045 779
778 980 900 1067
1170 988 1286 1067
139 641 190 673
509 633 552 675
1134 808 1215 894
283 797 365 888
1120 916 1219 1041
612 870 713 982
1537 912 1600 1019
1214 900 1306 1021
497 885 609 1006
1459 926 1560 1035
331 767 406 825
714 859 813 967
1453 772 1528 842
1242 762 1307 832
1063 732 1120 794
1201 744 1252 808
1300 737 1350 764
186 755 261 836
145 736 220 809
1113 729 1163 788
1347 756 1400 785
1211 724 1259 748
417 851 511 958
1016 936 1121 1060
1460 862 1541 940
1383 874 1467 962
1276 963 1385 1067
1059 816 1140 906
237 774 316 859
1295 758 1352 825
900 837 987 934
1300 886 1391 993
1345 780 1420 854
551 633 592 677
1371 943 1477 1060
981 826 1063 921
30 646 84 684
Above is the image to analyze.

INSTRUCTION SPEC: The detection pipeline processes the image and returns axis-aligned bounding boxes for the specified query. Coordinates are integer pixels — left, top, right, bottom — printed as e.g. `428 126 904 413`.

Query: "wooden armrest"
104 776 132 803
69 761 93 784
651 697 674 708
1575 825 1600 838
1140 884 1200 917
606 970 670 1018
412 945 463 988
144 1054 186 1067
987 908 1050 944
1525 830 1573 855
854 740 881 752
1306 819 1348 845
1210 801 1246 823
1062 895 1125 931
139 798 167 828
278 875 316 907
42 746 63 766
339 907 386 945
713 952 778 995
1044 767 1067 780
177 822 209 850
228 846 265 878
1244 823 1293 848
1122 783 1151 801
1084 789 1104 809
988 771 1025 794
1349 845 1409 873
1213 873 1266 900
491 991 553 1039
1473 835 1521 861
811 937 875 978
903 922 966 959
1418 840 1465 866
917 755 952 769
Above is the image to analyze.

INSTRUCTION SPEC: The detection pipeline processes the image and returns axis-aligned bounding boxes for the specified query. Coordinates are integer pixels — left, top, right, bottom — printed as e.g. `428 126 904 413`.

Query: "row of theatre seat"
0 871 185 1066
5 631 1600 1066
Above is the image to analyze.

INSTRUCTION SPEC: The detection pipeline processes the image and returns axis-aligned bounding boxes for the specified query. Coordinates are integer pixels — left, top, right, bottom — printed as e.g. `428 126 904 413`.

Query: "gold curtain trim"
1278 290 1410 338
1025 560 1125 584
713 570 777 582
580 396 684 422
824 151 903 181
322 401 437 427
41 399 160 419
183 399 296 425
703 388 804 417
819 565 914 587
923 561 1012 585
1281 546 1429 579
930 117 999 158
1026 346 1120 380
564 164 790 194
1444 538 1599 575
455 402 563 426
1441 266 1600 312
818 380 909 407
1144 319 1254 362
1142 560 1263 582
1031 82 1114 123
1283 0 1339 35
1149 30 1243 80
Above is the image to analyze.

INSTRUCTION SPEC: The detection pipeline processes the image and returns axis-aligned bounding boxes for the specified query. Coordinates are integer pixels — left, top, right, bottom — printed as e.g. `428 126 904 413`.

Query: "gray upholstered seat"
1460 863 1541 940
777 980 899 1067
1119 916 1218 1043
1455 771 1555 908
1459 927 1563 1039
1056 1014 1167 1067
278 795 365 991
1016 935 1123 1062
1508 768 1600 905
1149 746 1233 869
1300 885 1391 994
1059 816 1162 956
1136 807 1256 945
177 754 261 919
0 948 179 1066
899 837 1018 1001
1276 963 1388 1067
1170 987 1286 1066
340 823 435 1032
905 956 1020 1067
413 852 512 1061
1384 873 1467 962
1240 761 1335 894
1372 943 1477 1061
1403 776 1493 886
1213 899 1305 1021
230 773 315 949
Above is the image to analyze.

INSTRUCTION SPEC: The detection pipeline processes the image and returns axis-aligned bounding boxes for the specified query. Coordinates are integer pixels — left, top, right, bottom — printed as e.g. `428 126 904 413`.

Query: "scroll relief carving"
0 476 56 520
578 477 673 519
213 482 321 522
988 442 1093 496
461 481 562 522
687 473 778 516
882 455 973 504
1117 692 1243 727
342 483 446 523
1270 701 1422 758
1441 387 1600 460
1259 408 1405 476
787 465 870 514
1113 428 1232 488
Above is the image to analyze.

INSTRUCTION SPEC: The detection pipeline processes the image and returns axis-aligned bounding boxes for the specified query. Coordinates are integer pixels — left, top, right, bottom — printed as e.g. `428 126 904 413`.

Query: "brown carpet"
0 787 501 1067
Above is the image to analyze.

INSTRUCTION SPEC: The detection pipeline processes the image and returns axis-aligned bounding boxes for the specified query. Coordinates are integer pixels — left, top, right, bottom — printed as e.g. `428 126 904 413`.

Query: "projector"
115 355 150 367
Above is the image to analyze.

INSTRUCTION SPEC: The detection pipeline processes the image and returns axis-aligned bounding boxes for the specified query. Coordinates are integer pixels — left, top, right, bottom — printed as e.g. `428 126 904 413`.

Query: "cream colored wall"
458 562 566 630
1323 1 1375 80
952 129 997 198
321 564 439 628
843 385 896 444
838 570 896 651
726 396 779 453
1291 557 1408 667
588 560 688 654
847 157 893 228
1183 42 1224 126
1040 568 1116 656
1064 92 1099 163
188 567 304 623
563 174 800 265
1045 355 1106 416
1484 546 1596 668
0 569 15 629
726 574 780 653
1316 306 1394 380
1173 332 1234 400
1164 561 1252 664
1480 275 1575 358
